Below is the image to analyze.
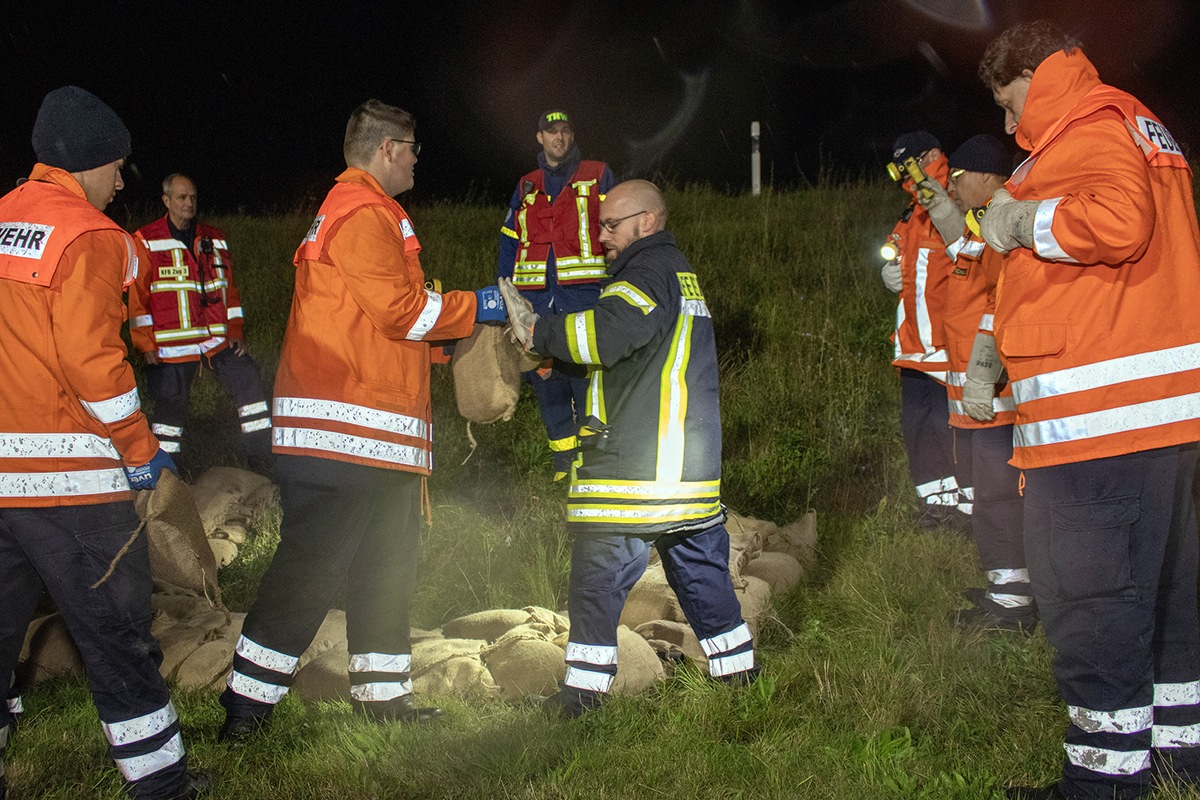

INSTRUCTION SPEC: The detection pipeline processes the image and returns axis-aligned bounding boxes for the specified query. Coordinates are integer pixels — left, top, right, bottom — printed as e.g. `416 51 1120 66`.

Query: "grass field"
7 181 1200 799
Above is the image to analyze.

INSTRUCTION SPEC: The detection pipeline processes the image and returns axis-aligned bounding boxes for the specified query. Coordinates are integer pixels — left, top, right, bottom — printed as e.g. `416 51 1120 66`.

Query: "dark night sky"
2 0 1198 215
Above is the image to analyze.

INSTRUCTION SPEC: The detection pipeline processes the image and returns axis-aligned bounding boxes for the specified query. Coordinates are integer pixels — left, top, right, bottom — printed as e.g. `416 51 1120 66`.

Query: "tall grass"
9 182 1200 799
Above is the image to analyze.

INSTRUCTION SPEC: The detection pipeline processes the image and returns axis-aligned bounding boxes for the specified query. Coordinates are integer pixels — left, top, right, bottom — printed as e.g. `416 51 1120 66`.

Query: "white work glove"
498 277 539 351
980 187 1037 254
917 179 966 245
962 333 1003 422
881 259 902 293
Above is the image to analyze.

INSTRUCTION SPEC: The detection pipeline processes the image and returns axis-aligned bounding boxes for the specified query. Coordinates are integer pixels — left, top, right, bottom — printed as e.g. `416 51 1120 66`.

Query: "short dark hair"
978 20 1081 88
343 99 415 168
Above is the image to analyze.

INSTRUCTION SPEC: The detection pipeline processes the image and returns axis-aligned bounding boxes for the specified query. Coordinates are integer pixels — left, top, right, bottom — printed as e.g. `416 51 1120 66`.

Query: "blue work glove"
474 286 508 324
125 448 177 491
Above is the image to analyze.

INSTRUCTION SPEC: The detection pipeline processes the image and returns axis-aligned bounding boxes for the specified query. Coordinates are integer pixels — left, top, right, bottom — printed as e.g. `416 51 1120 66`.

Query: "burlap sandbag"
296 609 347 671
19 614 84 683
134 471 220 600
411 637 497 698
292 643 351 702
612 625 665 695
524 606 570 635
765 509 818 570
725 511 771 585
743 551 804 593
174 636 237 690
634 619 706 666
441 609 531 642
734 575 772 639
451 323 541 423
481 626 566 701
619 562 685 629
190 467 277 539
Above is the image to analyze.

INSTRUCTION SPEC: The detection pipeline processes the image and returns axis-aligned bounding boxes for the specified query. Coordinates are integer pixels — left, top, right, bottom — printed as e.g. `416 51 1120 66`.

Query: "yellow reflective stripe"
601 282 656 315
566 310 600 364
154 326 211 341
570 478 720 498
549 435 578 452
567 499 723 524
575 195 592 259
657 313 692 481
500 225 518 240
150 281 201 292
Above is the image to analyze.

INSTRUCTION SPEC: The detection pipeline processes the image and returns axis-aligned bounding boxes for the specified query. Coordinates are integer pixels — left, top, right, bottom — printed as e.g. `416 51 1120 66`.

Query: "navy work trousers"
968 424 1030 613
561 523 755 715
0 503 189 799
147 346 271 459
1024 444 1200 799
221 455 422 716
899 368 959 509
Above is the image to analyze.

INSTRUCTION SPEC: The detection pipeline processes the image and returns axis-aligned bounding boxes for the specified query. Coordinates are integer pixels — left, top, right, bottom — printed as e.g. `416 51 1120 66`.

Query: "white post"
750 121 761 196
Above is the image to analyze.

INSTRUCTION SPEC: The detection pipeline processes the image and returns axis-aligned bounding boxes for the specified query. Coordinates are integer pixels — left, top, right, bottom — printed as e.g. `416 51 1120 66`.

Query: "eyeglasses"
599 210 647 233
389 138 421 156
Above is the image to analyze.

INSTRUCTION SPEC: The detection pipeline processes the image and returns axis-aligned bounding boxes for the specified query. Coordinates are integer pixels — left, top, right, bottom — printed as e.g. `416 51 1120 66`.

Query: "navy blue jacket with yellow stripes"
531 230 724 537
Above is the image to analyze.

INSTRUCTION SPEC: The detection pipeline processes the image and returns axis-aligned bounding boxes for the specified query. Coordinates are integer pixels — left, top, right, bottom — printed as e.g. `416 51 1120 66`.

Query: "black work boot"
218 712 270 745
352 695 443 724
166 770 213 799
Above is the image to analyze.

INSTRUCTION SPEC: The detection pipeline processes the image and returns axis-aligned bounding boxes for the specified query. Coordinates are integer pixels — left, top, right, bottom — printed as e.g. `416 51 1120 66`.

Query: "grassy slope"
8 184 1200 799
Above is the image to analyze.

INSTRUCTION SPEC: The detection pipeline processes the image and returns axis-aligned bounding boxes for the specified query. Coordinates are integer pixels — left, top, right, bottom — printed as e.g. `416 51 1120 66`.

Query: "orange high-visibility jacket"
129 217 243 363
271 168 476 473
890 155 952 379
997 49 1200 469
943 233 1015 429
0 165 158 506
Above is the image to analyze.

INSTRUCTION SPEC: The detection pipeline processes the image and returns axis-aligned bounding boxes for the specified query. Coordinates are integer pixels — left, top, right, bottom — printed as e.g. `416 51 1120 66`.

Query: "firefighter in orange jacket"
928 134 1033 635
0 87 206 800
979 21 1200 800
129 174 273 476
219 99 507 740
880 131 968 531
498 110 616 479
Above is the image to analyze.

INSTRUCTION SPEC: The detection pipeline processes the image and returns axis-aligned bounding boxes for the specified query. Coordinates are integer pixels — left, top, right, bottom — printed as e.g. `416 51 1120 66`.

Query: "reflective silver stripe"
980 314 994 332
0 433 119 459
153 325 210 340
1155 681 1200 707
1153 723 1200 747
1063 743 1149 776
709 649 756 677
1068 704 1152 734
227 306 244 319
924 491 958 506
273 397 427 439
1014 392 1200 450
349 653 412 674
915 476 957 498
0 468 129 496
913 247 936 354
959 486 974 501
568 503 720 522
349 679 413 701
144 238 187 252
160 441 182 453
958 503 974 515
946 236 967 260
569 479 720 498
988 592 1034 609
235 635 299 673
564 642 618 666
239 401 269 418
986 568 1029 586
570 313 595 364
6 695 21 714
405 289 443 341
1012 343 1200 404
1032 197 1077 262
564 666 613 694
210 239 228 249
131 314 154 328
80 387 140 424
226 671 289 704
113 732 185 782
241 418 272 433
152 423 184 438
600 282 656 312
102 702 177 745
699 623 752 658
158 338 225 359
272 427 428 469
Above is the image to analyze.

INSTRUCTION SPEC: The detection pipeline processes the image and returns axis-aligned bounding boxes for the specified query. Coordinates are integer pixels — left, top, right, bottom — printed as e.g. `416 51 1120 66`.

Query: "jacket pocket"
1048 495 1138 602
999 322 1067 359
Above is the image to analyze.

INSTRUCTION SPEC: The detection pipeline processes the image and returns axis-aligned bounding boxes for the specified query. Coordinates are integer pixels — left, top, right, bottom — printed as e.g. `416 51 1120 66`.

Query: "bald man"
500 180 758 717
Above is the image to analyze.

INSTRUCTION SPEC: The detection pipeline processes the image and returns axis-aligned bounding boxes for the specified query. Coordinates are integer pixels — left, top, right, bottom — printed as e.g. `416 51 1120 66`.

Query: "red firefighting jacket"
129 217 243 363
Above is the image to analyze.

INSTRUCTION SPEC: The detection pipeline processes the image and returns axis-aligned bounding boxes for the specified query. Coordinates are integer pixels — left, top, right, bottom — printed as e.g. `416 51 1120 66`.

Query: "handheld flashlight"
887 156 935 203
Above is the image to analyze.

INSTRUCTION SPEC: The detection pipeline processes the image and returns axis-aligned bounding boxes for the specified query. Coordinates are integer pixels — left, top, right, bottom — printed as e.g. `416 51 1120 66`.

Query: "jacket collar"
27 163 88 200
1016 49 1102 152
538 145 582 177
335 166 391 197
608 229 676 277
